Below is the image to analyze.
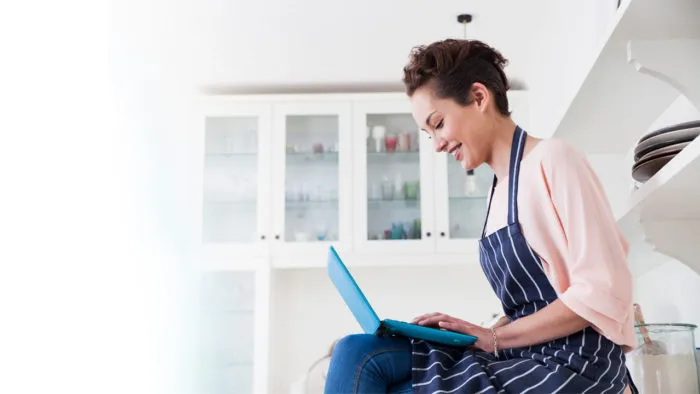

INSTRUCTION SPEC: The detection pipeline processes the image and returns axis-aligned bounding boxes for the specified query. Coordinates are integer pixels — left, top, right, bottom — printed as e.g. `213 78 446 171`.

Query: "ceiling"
194 0 548 92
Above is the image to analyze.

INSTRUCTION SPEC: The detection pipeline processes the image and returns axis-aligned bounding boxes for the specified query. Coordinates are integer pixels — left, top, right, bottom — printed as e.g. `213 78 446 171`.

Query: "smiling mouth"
448 144 463 161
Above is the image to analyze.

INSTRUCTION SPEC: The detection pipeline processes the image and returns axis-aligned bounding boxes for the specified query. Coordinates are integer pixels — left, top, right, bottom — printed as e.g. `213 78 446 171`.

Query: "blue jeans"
324 334 413 394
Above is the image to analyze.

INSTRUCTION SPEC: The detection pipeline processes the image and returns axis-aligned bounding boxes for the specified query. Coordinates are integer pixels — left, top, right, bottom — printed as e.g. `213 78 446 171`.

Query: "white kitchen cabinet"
195 92 530 268
195 92 531 267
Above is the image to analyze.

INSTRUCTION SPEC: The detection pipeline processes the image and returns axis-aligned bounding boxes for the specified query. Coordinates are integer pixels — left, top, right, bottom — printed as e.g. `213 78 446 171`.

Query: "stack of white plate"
632 120 700 182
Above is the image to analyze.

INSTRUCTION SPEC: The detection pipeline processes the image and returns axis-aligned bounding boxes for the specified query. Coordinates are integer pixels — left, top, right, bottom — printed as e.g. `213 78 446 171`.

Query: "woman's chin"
461 159 473 171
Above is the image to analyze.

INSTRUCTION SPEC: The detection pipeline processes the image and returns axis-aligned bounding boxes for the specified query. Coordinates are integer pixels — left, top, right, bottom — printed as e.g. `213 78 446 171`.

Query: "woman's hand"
411 300 590 352
412 312 494 353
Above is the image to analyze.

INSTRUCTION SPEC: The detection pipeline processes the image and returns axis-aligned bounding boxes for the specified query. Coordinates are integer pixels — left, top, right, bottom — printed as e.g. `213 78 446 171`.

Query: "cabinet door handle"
440 232 445 237
426 232 431 237
275 234 280 240
260 235 266 240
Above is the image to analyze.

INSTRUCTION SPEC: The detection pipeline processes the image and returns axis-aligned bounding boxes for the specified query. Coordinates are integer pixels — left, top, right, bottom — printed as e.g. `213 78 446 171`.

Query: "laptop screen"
326 246 381 334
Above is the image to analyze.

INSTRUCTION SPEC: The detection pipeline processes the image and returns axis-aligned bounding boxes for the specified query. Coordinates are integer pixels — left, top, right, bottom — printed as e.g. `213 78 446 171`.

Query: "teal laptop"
326 246 477 347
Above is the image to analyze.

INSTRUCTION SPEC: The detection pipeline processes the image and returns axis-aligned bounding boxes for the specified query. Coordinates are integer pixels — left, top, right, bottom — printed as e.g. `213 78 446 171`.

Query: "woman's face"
410 83 493 171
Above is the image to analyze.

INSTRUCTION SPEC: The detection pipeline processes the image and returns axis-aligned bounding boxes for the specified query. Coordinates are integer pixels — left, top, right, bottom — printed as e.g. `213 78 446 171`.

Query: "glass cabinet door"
435 157 493 253
200 102 272 261
271 103 352 259
446 163 493 239
200 271 255 394
438 158 493 249
353 100 436 254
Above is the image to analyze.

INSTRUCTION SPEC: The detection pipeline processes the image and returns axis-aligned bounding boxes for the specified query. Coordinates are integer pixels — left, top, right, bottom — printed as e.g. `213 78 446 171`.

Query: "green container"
405 180 420 200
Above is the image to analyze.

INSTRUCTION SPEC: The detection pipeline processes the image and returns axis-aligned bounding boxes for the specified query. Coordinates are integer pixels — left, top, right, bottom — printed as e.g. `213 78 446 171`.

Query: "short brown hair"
402 39 511 116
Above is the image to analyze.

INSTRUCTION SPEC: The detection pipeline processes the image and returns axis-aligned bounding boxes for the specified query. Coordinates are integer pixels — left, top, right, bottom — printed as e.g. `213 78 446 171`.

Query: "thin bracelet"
490 327 498 357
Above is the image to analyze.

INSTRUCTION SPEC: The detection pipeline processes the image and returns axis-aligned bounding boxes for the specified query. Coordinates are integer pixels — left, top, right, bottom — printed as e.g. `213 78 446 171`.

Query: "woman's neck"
485 117 518 181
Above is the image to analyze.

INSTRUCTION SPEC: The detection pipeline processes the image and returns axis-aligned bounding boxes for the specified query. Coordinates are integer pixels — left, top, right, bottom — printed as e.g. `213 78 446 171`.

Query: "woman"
324 39 638 394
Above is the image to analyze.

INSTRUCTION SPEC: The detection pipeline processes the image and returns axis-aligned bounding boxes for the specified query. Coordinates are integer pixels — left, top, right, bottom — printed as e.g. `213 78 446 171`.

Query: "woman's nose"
434 137 448 153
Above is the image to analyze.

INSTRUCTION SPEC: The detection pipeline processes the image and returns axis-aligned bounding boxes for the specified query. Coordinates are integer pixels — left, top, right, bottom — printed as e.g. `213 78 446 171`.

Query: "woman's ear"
470 83 489 112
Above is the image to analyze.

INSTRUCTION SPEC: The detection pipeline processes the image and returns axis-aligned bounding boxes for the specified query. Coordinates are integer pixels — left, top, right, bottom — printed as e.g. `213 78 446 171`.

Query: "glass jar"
626 323 699 394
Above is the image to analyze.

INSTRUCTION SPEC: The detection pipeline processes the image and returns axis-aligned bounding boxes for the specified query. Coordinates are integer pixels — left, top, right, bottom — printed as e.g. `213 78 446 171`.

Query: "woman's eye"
436 120 444 130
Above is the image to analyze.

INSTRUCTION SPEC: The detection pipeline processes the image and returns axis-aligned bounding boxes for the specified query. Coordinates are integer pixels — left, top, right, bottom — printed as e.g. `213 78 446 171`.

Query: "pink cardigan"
484 138 637 352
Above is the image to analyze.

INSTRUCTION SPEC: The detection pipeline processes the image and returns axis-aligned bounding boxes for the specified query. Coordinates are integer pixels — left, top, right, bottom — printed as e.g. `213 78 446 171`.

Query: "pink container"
385 135 398 152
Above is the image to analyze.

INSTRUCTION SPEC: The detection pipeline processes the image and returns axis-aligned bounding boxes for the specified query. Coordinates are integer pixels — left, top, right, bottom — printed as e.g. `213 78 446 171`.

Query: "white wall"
633 260 700 344
529 0 619 137
646 95 700 132
586 153 630 217
269 263 501 394
196 0 540 88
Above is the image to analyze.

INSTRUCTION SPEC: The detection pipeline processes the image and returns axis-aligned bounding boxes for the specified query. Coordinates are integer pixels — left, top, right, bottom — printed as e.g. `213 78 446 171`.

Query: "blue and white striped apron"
411 126 637 394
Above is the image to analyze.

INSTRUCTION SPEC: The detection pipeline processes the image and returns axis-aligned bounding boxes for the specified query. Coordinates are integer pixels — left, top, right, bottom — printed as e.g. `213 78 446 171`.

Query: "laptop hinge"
376 323 388 337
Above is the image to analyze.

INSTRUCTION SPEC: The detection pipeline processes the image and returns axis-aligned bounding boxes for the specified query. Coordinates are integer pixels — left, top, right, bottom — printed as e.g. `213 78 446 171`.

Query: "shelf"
367 198 420 209
550 0 700 153
286 152 339 164
285 199 338 210
616 136 700 277
206 152 257 158
367 151 419 163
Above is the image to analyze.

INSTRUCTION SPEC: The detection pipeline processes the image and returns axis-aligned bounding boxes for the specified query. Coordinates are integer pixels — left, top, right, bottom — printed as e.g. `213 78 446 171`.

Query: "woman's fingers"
411 312 444 324
438 321 463 332
412 313 481 334
416 313 457 327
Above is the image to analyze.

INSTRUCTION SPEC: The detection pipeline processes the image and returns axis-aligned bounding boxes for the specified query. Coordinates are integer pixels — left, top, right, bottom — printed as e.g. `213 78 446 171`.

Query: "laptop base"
381 319 477 347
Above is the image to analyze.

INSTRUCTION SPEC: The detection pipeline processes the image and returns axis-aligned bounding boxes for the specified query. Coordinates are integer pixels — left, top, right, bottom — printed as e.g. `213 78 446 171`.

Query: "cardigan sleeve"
538 140 633 337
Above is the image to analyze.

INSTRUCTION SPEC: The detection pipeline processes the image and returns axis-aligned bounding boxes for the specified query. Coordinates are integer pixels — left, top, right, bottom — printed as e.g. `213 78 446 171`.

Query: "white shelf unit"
195 91 529 270
616 136 700 277
548 0 700 277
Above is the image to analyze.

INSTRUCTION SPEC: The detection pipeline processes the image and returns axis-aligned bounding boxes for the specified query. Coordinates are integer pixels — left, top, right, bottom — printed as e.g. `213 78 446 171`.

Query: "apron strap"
479 125 527 238
480 176 498 239
508 126 527 225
